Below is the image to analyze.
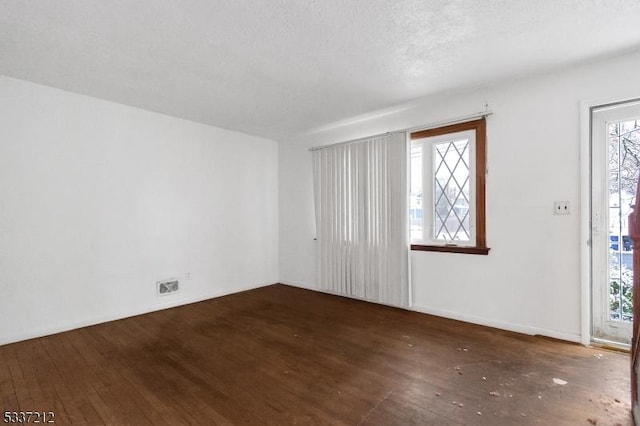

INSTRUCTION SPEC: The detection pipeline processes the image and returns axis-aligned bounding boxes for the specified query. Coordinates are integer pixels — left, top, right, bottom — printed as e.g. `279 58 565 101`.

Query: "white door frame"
580 96 640 346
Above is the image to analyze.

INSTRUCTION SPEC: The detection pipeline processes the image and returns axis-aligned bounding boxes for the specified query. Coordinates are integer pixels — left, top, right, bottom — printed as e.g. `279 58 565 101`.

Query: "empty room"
2 1 640 425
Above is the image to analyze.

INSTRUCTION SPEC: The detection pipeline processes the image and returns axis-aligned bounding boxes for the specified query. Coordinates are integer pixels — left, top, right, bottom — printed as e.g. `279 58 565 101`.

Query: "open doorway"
591 101 640 347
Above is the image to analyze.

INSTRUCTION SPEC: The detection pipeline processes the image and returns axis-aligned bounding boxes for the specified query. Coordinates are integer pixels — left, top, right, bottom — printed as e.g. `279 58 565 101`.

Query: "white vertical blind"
312 133 410 307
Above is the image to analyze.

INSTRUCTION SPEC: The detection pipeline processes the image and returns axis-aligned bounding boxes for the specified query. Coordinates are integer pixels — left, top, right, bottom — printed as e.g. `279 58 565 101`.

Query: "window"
410 118 489 255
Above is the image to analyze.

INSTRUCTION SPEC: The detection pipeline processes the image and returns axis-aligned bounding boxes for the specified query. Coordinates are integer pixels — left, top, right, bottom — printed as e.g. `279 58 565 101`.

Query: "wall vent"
157 279 179 296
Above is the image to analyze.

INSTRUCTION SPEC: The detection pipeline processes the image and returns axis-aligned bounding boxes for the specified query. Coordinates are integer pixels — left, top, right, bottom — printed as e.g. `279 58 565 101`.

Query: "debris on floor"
552 378 568 385
587 418 597 425
489 391 500 397
476 411 482 416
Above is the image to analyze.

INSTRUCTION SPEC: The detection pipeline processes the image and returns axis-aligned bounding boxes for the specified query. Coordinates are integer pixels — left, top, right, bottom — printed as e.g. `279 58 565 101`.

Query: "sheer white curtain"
312 132 410 307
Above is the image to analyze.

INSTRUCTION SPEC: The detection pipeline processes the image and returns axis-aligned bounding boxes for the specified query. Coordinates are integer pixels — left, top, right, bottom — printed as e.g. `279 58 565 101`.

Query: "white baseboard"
279 280 582 344
0 281 276 346
411 304 582 343
279 280 318 290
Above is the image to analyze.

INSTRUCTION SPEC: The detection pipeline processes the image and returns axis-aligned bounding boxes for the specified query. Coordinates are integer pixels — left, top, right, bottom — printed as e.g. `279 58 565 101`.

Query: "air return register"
157 279 179 296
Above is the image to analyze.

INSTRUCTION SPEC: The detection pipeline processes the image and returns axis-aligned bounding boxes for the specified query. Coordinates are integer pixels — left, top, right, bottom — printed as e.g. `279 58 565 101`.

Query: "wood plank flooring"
0 284 632 425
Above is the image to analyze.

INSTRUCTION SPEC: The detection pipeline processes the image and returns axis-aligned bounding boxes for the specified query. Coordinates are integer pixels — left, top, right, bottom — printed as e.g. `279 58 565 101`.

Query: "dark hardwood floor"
0 284 632 425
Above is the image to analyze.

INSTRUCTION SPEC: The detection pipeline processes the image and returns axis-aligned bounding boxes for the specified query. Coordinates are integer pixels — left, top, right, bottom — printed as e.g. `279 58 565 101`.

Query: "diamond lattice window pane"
433 138 470 241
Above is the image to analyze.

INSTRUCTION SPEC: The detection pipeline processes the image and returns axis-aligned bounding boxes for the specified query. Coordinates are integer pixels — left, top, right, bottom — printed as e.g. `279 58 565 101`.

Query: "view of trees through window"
609 119 640 322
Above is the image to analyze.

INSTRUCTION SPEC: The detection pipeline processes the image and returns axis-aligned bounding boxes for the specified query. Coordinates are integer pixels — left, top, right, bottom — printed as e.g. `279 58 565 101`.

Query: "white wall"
0 76 279 345
279 49 640 343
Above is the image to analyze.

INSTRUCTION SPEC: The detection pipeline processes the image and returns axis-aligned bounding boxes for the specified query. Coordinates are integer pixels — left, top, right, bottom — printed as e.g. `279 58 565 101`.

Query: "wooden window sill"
411 245 491 255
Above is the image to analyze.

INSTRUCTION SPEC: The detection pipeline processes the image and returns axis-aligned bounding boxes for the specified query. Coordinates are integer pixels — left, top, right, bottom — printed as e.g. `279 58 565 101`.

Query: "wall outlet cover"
553 201 570 215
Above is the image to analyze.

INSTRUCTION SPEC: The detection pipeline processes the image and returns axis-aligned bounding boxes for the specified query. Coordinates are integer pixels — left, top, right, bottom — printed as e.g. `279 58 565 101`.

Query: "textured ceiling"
2 1 640 141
